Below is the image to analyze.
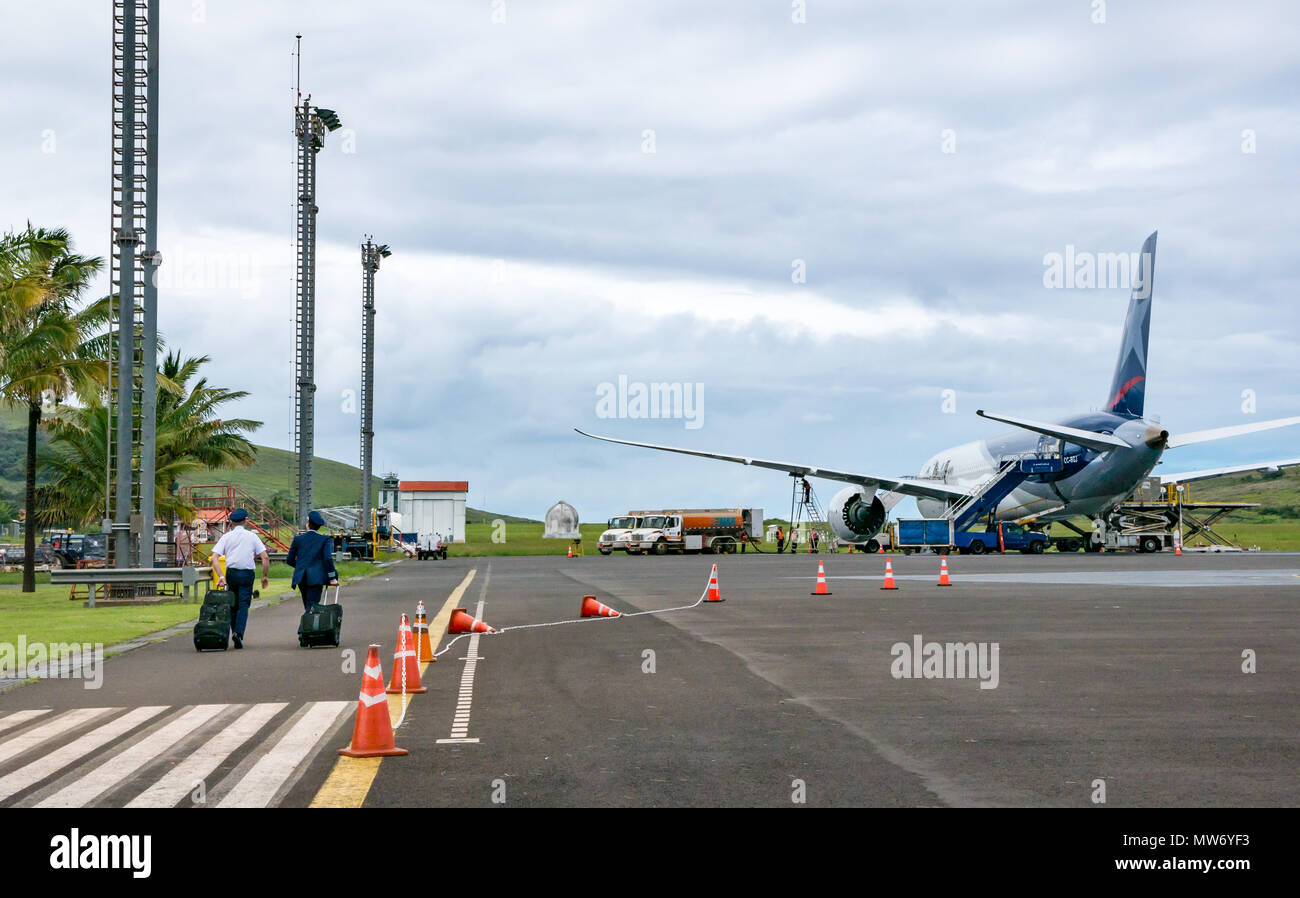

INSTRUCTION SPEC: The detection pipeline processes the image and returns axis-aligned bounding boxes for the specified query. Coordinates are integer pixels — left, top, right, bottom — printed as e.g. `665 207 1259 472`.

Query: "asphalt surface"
0 550 1296 807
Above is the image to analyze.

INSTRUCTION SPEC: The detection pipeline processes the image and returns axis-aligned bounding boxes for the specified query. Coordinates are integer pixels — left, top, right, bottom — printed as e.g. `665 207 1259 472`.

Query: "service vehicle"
598 515 643 554
622 508 763 555
892 518 1049 555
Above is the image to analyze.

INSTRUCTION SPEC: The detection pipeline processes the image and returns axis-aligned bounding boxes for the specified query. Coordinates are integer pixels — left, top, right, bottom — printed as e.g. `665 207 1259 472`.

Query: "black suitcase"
193 589 237 652
298 585 342 648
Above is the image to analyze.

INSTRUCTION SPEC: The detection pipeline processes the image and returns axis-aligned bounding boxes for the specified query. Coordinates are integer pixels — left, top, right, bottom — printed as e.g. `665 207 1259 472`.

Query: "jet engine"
827 486 886 543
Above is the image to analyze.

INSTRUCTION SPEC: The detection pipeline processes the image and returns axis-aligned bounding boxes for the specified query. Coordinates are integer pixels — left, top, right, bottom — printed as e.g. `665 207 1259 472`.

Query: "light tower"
291 35 342 529
359 238 390 530
107 0 160 568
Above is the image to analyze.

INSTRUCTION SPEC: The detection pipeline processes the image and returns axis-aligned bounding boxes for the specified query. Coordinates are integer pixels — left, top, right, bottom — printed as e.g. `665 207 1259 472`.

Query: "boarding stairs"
179 485 293 554
945 451 1062 532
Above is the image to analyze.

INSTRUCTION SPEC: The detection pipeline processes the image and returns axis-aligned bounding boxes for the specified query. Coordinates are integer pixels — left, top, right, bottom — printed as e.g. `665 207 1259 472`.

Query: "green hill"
1181 466 1300 522
182 443 540 522
177 443 382 509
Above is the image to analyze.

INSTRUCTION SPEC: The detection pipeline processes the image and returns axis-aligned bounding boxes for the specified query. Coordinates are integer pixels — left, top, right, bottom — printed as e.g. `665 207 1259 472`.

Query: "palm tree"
37 351 260 541
0 226 103 592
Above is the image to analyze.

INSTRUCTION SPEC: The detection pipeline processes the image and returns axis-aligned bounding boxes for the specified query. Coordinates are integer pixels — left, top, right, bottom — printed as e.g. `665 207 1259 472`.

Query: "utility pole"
107 0 158 568
139 0 160 566
359 238 390 531
291 35 342 530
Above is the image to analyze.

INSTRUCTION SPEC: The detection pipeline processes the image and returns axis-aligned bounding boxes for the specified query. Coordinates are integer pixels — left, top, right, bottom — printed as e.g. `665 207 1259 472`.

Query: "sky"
1 0 1297 522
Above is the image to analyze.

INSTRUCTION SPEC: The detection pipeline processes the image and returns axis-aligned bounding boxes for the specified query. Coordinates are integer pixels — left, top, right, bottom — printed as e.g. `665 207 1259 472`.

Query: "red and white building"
383 480 468 543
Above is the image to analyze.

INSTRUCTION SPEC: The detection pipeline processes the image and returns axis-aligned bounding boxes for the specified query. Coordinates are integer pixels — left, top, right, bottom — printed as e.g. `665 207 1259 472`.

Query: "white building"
390 480 468 543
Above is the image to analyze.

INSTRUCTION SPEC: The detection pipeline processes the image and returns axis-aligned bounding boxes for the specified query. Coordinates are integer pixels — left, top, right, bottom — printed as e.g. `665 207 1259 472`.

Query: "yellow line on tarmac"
309 568 477 809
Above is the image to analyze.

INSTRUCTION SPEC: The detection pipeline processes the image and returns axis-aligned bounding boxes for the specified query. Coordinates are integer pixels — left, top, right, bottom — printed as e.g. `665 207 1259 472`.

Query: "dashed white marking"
38 704 227 808
216 701 350 808
0 706 165 803
438 586 487 746
126 702 287 808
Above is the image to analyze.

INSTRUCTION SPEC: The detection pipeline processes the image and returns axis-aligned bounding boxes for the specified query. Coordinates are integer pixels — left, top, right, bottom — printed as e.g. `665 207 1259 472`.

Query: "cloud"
2 0 1297 521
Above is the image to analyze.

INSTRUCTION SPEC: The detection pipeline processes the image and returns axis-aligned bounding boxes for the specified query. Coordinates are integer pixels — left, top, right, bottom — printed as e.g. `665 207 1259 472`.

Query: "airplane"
577 232 1300 549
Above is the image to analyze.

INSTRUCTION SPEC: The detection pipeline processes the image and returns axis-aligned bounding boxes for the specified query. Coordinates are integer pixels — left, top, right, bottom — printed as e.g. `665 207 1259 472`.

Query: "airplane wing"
975 410 1132 451
1166 416 1300 449
1158 457 1300 485
574 429 970 502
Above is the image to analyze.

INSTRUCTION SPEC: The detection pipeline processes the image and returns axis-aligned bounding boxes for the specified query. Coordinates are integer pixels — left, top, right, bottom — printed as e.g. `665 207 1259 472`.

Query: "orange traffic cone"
567 544 573 558
881 557 898 590
580 595 621 618
449 608 495 634
1175 536 1182 556
938 555 951 587
705 564 723 602
387 613 427 694
877 542 884 555
414 600 436 663
810 560 832 595
338 645 408 758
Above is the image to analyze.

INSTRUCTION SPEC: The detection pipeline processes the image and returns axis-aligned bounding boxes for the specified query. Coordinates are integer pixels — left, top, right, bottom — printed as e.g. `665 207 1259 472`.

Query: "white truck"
598 515 643 555
622 508 764 555
416 532 447 561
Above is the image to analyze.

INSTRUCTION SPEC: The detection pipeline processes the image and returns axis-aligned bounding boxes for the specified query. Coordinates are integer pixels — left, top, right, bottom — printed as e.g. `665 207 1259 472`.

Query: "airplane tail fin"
1104 231 1158 418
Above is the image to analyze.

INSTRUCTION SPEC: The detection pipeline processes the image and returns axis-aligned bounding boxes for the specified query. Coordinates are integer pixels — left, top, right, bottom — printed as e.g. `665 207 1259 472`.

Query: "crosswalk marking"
37 705 227 808
217 701 350 808
0 701 353 808
0 706 116 767
125 702 288 809
0 706 166 803
0 709 51 735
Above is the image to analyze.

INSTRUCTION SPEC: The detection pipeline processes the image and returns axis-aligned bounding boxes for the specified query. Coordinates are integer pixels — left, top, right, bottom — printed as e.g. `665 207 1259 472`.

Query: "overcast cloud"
2 1 1297 521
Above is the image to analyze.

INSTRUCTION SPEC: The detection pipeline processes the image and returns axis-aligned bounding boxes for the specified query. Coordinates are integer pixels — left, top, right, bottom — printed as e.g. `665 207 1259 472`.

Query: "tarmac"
0 550 1296 807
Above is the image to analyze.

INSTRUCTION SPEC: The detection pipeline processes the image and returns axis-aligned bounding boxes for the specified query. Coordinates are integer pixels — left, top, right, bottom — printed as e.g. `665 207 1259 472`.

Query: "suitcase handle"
325 584 341 605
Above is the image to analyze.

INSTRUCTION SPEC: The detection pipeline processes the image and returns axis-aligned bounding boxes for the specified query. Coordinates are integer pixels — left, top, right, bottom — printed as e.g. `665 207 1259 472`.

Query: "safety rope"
430 582 711 660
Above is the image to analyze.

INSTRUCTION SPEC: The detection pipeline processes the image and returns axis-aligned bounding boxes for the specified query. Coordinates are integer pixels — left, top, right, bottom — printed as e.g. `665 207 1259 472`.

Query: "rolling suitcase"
298 585 342 648
194 588 237 652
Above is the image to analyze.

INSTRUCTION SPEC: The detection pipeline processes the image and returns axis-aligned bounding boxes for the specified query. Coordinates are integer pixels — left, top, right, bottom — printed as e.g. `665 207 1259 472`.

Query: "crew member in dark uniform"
286 510 340 619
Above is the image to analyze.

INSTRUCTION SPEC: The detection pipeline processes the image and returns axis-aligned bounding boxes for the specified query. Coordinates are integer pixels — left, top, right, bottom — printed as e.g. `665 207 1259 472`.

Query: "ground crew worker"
790 527 800 553
776 525 785 554
811 528 820 553
211 508 270 649
286 510 339 624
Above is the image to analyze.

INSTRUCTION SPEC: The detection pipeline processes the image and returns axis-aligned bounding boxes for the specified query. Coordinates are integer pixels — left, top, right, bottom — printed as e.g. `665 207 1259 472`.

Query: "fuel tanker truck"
620 508 763 555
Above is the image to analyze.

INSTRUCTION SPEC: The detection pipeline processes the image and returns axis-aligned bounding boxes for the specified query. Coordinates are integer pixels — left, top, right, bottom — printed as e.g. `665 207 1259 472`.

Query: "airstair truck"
624 509 763 555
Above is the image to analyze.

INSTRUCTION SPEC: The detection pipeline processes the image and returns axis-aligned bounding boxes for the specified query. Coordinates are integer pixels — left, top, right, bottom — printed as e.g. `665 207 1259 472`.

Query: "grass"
444 522 611 557
0 559 387 651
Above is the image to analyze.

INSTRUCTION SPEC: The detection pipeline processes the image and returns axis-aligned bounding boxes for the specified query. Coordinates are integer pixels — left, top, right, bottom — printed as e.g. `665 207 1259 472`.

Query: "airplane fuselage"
916 412 1166 522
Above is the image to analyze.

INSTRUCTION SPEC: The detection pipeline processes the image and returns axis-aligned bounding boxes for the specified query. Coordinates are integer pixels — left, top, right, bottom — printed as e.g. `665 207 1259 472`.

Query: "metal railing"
51 566 213 608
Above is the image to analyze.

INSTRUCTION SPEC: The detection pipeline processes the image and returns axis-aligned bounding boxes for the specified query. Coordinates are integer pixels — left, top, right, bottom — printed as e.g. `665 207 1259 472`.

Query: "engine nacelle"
827 486 887 543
